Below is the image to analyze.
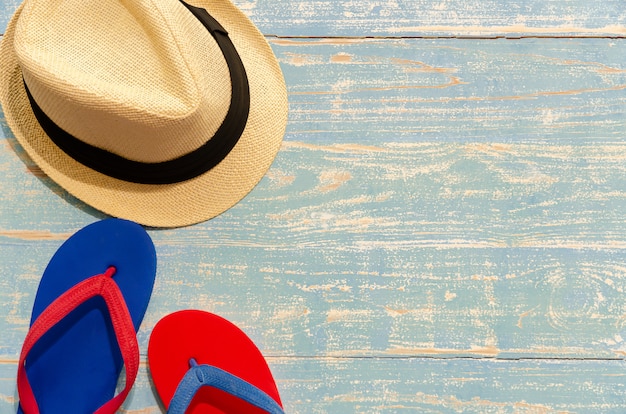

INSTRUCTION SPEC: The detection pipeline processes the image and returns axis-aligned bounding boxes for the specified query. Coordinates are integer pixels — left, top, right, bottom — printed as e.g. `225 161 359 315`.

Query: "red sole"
148 310 282 413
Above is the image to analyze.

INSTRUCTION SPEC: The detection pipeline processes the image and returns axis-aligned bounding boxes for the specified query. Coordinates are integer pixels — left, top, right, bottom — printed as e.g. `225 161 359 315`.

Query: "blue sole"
18 219 156 414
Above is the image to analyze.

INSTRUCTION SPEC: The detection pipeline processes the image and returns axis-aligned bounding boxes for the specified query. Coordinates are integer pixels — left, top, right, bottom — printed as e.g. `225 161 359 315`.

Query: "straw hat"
0 0 287 227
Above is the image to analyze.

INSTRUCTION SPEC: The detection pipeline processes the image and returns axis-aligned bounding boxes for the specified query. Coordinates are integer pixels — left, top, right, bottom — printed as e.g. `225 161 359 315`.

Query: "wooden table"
1 1 625 412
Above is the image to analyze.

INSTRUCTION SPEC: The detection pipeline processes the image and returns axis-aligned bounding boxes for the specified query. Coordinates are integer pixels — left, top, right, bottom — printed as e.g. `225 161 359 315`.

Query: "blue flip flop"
16 219 156 414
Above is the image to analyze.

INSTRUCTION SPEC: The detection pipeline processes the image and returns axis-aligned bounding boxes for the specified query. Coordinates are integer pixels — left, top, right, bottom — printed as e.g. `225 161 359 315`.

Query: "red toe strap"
17 267 140 414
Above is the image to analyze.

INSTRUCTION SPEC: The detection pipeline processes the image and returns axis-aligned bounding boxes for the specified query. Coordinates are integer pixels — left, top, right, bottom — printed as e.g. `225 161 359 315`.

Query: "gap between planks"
265 34 626 40
1 34 625 39
0 356 625 366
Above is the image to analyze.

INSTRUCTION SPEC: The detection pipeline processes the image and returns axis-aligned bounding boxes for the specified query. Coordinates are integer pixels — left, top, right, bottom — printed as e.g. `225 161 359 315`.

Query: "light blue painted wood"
4 135 626 359
1 1 625 37
0 0 625 412
2 358 626 412
239 0 626 38
280 38 625 144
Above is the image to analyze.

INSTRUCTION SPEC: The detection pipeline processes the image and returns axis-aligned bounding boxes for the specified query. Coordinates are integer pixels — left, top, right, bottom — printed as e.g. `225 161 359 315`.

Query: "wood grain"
280 38 625 144
2 357 626 412
2 1 625 37
243 0 625 38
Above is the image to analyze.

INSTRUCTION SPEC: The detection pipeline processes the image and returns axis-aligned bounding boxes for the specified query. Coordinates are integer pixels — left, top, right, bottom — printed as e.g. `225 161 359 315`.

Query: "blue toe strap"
167 359 285 414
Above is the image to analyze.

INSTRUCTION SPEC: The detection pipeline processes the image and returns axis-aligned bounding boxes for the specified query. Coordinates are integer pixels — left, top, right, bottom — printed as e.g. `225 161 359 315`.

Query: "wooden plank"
0 35 625 411
1 358 626 412
237 0 626 38
1 1 625 38
4 187 626 360
1 39 625 360
280 38 625 144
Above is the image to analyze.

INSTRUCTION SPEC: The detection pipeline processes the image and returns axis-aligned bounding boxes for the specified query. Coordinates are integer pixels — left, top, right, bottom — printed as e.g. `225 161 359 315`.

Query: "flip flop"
148 310 284 414
17 219 157 414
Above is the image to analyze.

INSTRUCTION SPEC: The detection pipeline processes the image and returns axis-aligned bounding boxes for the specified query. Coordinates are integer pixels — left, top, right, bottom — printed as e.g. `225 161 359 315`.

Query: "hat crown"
13 0 231 163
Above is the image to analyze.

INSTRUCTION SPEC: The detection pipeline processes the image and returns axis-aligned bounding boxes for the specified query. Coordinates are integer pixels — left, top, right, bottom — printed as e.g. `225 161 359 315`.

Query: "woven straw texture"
0 0 288 228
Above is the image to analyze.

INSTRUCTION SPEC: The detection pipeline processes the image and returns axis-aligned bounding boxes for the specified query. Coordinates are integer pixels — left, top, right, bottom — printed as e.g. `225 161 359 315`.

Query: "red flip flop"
148 310 284 414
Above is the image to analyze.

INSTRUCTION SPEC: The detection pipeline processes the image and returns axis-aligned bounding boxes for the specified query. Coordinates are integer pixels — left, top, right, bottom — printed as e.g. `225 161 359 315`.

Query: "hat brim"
0 0 287 228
